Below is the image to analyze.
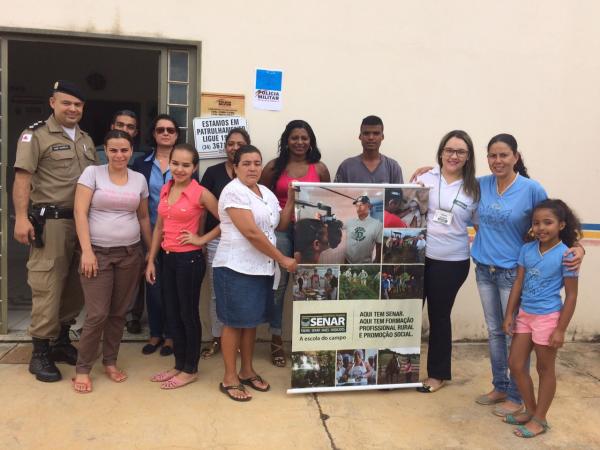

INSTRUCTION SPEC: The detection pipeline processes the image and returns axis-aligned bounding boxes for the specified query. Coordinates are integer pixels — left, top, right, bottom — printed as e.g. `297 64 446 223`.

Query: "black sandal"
271 342 286 368
240 374 270 392
142 338 164 355
416 380 446 393
219 383 252 402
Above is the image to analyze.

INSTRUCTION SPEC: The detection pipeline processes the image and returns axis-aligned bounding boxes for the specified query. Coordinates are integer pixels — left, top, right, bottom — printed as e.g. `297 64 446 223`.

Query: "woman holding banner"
414 130 479 394
213 145 297 401
199 127 251 359
260 120 330 367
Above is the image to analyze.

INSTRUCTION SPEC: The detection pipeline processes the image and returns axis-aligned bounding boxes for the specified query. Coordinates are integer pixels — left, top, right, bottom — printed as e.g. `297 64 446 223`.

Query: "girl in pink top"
145 144 219 389
260 120 330 367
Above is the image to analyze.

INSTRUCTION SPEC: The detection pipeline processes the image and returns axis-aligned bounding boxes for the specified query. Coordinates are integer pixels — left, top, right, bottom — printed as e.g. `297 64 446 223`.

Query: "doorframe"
0 27 202 334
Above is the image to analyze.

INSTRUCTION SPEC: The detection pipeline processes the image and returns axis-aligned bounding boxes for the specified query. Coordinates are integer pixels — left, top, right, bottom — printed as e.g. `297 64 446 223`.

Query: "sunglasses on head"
155 127 177 135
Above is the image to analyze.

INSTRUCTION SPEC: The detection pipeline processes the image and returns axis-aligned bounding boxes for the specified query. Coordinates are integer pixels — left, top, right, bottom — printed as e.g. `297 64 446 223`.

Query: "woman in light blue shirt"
472 134 583 417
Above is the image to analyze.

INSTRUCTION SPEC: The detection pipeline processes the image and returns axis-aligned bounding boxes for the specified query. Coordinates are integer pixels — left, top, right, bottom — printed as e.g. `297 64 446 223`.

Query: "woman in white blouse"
415 130 479 393
212 145 297 401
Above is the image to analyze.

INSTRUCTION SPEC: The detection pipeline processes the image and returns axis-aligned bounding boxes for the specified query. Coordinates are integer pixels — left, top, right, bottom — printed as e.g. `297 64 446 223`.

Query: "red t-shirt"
384 212 408 228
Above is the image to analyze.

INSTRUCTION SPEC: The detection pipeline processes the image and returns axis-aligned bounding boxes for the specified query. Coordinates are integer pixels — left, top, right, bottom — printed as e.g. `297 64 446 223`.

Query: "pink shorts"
514 309 560 345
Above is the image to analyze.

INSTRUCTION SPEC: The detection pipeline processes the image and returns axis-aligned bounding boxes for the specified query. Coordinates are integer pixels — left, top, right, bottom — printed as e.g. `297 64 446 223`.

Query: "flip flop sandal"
201 338 221 359
271 342 286 368
160 375 197 390
504 410 532 425
475 393 508 405
71 377 93 394
240 374 270 392
220 383 252 402
105 368 128 383
150 370 178 382
513 418 550 438
416 380 445 393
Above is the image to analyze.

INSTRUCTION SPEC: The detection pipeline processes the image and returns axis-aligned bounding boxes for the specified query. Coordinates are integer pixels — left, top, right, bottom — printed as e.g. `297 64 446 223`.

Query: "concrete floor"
0 342 599 449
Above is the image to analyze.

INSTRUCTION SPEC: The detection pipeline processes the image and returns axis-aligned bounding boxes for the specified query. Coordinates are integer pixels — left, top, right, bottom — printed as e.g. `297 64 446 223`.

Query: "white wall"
2 0 599 340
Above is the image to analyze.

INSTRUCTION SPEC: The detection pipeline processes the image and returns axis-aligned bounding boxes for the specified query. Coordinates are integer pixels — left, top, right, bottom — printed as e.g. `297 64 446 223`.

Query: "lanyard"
438 174 462 212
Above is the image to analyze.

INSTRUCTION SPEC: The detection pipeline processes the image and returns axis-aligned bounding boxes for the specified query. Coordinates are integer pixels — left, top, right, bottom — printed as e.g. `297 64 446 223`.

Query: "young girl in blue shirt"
503 199 581 438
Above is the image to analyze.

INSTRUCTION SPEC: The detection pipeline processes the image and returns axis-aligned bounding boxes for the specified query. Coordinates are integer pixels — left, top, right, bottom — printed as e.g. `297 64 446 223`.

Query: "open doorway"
5 39 164 335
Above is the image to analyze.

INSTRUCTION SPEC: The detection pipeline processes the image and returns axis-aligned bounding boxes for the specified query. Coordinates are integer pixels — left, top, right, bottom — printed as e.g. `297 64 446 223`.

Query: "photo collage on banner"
288 182 429 393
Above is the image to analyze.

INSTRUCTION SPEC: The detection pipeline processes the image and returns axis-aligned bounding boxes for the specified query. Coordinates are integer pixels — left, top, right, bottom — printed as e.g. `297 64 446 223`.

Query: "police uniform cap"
52 80 86 102
353 195 371 205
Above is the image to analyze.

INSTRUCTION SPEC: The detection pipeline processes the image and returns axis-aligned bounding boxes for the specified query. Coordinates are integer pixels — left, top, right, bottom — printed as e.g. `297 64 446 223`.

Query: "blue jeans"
475 264 525 404
206 239 224 338
269 225 294 336
146 252 171 339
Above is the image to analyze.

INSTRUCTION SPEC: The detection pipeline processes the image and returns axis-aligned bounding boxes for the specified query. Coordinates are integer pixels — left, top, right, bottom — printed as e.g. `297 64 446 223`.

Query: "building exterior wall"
2 0 599 340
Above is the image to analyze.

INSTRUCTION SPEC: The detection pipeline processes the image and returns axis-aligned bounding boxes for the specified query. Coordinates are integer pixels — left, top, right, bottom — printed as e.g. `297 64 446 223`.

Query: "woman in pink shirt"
145 144 219 389
73 130 152 393
260 120 330 367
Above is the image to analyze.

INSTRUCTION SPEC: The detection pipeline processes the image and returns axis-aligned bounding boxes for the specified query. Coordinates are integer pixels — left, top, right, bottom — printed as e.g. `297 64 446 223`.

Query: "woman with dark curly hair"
260 120 330 367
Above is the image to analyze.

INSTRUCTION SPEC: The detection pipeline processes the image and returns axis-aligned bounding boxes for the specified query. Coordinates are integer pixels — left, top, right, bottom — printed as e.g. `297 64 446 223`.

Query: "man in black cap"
343 195 383 263
13 80 97 382
384 189 408 228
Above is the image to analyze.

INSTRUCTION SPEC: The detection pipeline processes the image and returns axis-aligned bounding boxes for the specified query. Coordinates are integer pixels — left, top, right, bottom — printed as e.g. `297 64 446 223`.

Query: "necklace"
496 173 518 196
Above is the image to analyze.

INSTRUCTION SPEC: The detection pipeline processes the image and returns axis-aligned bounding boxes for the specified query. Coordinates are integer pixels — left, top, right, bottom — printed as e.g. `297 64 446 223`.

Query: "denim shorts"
213 266 274 328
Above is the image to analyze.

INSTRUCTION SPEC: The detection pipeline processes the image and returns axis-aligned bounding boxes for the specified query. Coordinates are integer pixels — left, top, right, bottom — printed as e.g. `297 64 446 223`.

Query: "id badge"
433 209 453 225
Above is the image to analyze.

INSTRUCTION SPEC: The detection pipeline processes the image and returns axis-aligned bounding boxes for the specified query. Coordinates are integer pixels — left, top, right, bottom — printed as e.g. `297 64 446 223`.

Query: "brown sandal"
271 342 286 368
201 337 221 359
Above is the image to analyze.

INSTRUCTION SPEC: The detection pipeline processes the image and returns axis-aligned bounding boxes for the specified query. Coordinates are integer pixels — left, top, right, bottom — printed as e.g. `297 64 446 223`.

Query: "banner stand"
288 182 429 394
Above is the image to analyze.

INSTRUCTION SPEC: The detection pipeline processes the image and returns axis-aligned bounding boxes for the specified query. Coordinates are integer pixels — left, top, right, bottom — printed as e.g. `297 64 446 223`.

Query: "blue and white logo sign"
253 68 283 111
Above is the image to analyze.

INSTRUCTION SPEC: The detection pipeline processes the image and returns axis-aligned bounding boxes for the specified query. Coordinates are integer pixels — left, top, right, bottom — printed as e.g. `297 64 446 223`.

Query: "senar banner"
287 182 429 394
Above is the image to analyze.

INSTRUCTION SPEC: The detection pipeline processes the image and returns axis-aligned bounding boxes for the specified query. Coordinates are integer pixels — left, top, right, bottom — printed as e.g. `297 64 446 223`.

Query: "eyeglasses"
115 121 136 131
442 147 469 159
155 127 177 135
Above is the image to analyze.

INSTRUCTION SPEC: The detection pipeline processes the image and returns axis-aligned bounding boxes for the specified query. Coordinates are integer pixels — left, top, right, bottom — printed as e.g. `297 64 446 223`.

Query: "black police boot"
29 338 62 382
50 325 78 365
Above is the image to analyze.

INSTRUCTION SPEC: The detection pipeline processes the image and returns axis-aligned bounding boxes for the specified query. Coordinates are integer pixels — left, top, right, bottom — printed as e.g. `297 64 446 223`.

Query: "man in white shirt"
344 195 383 263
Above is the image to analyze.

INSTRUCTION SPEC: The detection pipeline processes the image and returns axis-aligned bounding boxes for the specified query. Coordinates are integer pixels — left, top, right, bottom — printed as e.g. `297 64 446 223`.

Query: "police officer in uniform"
13 81 97 382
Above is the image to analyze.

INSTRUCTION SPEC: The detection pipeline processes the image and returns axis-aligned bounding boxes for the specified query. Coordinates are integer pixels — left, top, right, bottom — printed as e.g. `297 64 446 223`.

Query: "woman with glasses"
411 134 584 411
132 114 191 357
260 120 330 367
414 130 479 393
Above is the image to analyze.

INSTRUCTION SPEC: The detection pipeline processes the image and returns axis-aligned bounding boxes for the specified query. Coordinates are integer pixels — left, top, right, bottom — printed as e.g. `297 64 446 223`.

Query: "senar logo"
300 313 347 334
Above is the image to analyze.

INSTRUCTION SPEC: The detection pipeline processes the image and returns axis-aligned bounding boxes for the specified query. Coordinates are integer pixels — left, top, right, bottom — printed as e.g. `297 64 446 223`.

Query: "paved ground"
1 342 599 449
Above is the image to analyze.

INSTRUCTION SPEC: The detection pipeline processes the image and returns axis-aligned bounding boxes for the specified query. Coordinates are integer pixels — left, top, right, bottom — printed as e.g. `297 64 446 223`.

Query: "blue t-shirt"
471 174 547 268
148 156 172 227
518 241 578 314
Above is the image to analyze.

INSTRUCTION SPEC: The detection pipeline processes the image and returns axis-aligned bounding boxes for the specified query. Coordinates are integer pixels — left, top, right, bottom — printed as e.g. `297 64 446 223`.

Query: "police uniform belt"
31 205 74 219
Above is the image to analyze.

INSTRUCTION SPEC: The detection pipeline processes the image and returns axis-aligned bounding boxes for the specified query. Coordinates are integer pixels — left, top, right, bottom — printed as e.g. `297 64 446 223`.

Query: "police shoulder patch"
27 120 46 131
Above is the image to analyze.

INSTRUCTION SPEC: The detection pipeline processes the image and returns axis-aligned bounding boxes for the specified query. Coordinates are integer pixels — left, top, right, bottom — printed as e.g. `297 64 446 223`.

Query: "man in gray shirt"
344 195 383 263
335 115 403 184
